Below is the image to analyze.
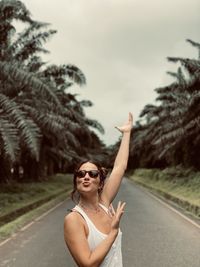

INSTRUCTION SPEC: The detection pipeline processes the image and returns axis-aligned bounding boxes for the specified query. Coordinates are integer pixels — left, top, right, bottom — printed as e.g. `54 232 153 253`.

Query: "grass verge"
0 190 70 242
129 167 200 219
0 173 73 242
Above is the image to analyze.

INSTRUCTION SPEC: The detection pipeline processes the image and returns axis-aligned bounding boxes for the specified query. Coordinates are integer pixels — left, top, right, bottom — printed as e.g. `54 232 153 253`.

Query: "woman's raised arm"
101 113 133 206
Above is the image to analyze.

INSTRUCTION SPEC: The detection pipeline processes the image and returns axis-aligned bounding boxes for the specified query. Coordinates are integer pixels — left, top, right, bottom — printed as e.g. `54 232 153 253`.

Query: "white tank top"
73 203 123 267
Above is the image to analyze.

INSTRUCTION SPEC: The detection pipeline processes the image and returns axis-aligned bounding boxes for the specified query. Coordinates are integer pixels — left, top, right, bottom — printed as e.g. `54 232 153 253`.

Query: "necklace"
79 203 100 213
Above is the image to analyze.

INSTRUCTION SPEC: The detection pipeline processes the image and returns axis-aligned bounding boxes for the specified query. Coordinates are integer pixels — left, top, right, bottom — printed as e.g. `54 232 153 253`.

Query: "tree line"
0 0 108 183
1 0 199 183
128 39 200 171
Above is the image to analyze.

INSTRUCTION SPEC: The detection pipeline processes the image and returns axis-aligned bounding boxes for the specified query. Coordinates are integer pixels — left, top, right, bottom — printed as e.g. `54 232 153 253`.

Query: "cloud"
23 0 200 144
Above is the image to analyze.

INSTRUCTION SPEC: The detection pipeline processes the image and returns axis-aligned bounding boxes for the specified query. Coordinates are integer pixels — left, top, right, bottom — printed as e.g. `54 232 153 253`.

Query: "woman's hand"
115 112 133 133
109 201 126 231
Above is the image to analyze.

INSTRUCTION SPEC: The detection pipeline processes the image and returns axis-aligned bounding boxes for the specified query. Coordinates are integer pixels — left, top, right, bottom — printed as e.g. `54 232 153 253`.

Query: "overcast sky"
23 0 200 145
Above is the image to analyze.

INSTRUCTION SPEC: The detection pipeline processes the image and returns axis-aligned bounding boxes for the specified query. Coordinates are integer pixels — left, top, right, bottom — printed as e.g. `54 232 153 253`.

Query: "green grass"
129 167 200 217
0 190 70 242
0 173 73 242
0 174 73 223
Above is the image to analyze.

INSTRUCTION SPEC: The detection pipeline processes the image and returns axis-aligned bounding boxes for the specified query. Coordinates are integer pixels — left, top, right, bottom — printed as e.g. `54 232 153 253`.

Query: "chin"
78 188 97 194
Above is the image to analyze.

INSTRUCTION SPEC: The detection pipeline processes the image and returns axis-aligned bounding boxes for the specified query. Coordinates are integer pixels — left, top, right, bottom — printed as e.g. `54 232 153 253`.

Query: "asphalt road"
0 178 200 267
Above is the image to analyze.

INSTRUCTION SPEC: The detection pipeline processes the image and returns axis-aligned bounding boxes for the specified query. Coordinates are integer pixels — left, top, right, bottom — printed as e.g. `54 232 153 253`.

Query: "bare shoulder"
64 211 92 266
64 211 88 245
64 210 83 226
64 210 86 234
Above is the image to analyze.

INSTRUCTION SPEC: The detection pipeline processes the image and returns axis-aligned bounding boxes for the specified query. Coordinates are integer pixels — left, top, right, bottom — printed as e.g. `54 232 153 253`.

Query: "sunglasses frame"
75 170 100 179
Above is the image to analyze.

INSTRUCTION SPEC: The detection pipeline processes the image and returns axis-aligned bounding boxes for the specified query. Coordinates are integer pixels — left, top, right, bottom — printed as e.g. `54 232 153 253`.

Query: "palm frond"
0 93 41 160
64 130 81 149
0 0 32 23
13 30 56 61
43 64 86 86
0 118 19 162
186 39 200 59
155 83 177 94
156 92 177 103
0 61 62 108
80 100 93 107
157 140 177 159
139 104 159 118
26 56 46 72
20 119 41 160
85 118 104 134
154 127 185 146
9 21 51 53
168 57 200 75
65 64 86 86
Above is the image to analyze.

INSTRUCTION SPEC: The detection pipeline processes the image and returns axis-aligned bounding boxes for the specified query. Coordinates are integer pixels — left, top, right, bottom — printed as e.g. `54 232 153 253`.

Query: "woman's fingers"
115 126 122 132
110 201 126 230
111 201 126 219
116 201 126 212
115 112 133 133
128 112 133 123
116 201 126 220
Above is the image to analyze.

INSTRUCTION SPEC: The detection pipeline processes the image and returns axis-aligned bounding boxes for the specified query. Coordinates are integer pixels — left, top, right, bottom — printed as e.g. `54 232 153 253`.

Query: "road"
0 178 200 267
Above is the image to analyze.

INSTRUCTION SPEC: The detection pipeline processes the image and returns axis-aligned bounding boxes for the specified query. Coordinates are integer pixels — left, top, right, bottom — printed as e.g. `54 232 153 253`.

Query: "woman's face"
76 162 101 195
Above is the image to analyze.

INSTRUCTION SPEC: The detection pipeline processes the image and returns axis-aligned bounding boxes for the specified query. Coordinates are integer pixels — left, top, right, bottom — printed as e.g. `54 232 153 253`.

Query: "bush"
134 166 200 183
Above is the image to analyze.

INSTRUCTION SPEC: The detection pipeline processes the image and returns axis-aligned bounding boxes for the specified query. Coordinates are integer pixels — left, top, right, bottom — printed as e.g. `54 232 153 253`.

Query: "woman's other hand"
109 201 126 231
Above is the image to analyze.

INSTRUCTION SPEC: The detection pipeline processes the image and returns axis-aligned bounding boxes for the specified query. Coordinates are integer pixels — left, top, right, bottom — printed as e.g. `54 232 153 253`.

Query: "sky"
22 0 200 145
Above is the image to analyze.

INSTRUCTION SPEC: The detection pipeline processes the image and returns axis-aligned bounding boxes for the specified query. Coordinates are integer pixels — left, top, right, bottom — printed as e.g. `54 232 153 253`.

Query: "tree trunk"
47 158 54 176
0 157 12 183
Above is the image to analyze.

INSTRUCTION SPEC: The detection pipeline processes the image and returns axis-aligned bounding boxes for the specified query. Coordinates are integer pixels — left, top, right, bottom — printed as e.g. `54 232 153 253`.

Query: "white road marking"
0 200 66 247
135 182 200 230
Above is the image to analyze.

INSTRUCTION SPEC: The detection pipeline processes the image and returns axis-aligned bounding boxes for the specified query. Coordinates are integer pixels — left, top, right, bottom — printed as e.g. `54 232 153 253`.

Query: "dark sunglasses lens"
76 170 99 178
89 170 99 178
76 170 86 178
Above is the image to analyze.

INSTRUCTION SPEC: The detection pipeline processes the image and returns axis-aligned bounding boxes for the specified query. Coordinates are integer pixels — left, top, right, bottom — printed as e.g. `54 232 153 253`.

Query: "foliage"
0 0 106 182
128 39 200 170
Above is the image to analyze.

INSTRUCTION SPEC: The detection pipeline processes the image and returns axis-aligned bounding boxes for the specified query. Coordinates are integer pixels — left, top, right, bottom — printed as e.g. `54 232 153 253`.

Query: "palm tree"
0 0 105 182
128 39 200 169
0 0 42 181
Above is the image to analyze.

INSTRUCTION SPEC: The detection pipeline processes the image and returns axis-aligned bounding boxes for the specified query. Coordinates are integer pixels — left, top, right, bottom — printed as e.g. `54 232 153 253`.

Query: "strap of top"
73 203 110 216
73 204 108 237
72 205 90 222
99 203 109 214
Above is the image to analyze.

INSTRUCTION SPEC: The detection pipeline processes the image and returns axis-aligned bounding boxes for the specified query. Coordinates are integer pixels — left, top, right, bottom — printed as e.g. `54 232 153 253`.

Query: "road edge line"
0 196 69 247
131 180 200 230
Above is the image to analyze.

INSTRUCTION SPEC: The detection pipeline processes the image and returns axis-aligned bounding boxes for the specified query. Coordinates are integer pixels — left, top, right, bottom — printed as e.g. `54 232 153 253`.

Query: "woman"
64 113 133 267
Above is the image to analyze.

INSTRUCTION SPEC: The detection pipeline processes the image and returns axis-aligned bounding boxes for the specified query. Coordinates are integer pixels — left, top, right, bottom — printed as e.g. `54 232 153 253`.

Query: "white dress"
73 203 123 267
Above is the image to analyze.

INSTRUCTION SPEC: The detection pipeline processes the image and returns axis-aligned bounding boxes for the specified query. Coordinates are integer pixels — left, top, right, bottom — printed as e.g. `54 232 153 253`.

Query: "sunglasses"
75 170 100 179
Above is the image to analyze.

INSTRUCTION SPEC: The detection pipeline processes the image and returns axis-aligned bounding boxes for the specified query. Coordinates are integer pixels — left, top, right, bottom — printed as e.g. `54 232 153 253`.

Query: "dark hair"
71 160 108 203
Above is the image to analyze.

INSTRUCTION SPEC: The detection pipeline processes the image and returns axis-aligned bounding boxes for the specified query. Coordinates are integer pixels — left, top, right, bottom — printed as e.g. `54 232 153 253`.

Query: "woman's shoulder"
65 207 79 221
64 208 88 237
64 207 85 227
